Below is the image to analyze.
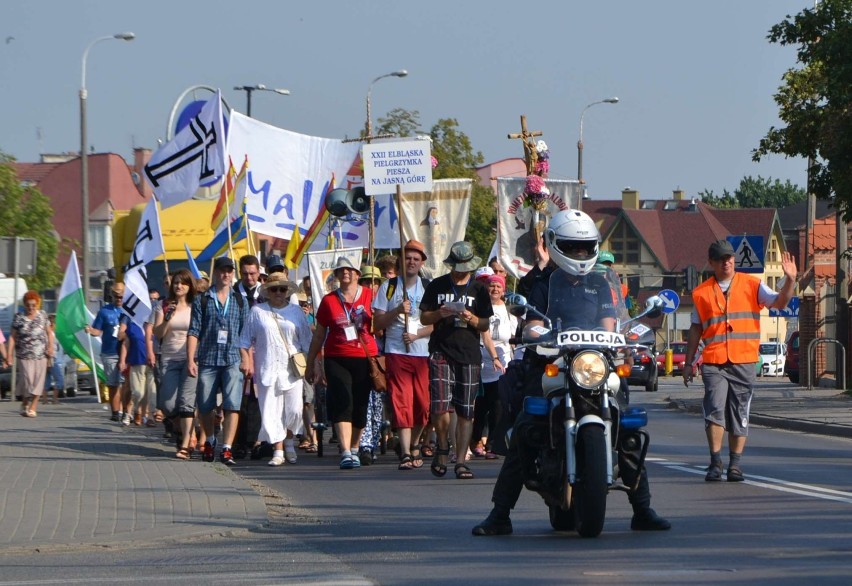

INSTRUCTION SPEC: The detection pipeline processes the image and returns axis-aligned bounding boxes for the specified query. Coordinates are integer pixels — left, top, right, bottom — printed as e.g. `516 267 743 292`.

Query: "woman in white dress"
239 273 312 466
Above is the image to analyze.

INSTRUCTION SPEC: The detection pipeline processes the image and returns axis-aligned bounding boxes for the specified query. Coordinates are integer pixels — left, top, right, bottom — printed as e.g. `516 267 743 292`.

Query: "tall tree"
375 108 423 138
0 154 62 291
700 175 806 208
753 0 852 219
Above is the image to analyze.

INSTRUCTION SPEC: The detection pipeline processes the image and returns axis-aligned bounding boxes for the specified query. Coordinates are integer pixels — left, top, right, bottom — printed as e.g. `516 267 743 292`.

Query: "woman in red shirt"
306 257 379 469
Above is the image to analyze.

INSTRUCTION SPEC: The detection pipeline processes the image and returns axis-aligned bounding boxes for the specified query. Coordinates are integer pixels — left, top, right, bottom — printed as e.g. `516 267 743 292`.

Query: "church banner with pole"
496 177 581 279
305 247 363 310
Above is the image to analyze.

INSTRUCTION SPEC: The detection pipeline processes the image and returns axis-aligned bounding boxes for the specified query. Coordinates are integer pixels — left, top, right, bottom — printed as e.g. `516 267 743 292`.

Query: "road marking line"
659 462 852 504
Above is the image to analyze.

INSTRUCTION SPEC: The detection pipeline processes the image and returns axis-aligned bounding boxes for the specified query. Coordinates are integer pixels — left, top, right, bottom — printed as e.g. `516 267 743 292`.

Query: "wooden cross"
507 115 544 175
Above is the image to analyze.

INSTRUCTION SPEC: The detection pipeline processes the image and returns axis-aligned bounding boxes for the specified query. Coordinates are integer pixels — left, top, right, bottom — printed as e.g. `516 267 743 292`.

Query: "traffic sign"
658 289 680 314
768 296 800 318
727 235 764 273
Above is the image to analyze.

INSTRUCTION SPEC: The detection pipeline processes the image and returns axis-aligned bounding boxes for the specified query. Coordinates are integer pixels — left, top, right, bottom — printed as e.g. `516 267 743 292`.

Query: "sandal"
431 447 449 477
421 443 435 458
454 463 475 480
305 443 318 453
410 445 424 469
398 455 415 470
175 448 191 460
298 440 311 450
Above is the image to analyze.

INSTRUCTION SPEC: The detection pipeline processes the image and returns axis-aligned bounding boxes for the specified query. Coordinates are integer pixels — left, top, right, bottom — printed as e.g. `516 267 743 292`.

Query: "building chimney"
673 189 686 200
133 148 153 199
622 187 640 210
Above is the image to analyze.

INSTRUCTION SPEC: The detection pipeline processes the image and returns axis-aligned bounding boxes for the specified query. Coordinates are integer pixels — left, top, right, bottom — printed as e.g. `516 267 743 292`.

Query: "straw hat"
259 272 298 297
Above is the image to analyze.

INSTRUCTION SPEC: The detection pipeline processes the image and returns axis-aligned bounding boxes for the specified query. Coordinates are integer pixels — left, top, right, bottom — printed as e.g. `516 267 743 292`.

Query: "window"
88 224 113 272
611 222 640 264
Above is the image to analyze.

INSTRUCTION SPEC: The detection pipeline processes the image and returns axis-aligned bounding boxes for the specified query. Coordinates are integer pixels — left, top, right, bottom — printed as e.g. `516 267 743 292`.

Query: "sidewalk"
662 379 852 439
0 397 267 554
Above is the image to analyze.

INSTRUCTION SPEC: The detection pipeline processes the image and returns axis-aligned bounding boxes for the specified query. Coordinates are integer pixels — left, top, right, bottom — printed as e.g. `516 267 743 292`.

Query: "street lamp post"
80 32 135 303
233 84 290 118
365 70 408 140
577 97 619 205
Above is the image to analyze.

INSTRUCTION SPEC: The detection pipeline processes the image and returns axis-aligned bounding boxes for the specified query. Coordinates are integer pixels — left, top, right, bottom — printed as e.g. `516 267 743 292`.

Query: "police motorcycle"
506 265 663 538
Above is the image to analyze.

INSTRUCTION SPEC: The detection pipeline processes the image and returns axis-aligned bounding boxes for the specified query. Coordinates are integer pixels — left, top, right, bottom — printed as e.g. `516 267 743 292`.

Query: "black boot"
472 507 513 536
630 507 671 531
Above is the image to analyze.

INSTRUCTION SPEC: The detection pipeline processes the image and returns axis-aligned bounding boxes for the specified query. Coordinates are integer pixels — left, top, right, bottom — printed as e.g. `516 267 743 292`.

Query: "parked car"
627 345 659 393
0 358 80 399
74 360 98 396
759 342 787 377
785 331 800 384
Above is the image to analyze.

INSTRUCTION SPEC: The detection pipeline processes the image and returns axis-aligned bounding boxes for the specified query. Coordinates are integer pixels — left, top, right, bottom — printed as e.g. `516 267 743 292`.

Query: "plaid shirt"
188 287 248 367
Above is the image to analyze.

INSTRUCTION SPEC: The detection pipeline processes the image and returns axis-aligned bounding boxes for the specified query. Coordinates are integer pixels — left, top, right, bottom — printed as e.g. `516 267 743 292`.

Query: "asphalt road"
3 378 851 585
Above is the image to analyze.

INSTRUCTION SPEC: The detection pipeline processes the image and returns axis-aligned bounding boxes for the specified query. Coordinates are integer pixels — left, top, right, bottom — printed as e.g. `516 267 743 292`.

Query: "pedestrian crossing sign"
727 235 764 274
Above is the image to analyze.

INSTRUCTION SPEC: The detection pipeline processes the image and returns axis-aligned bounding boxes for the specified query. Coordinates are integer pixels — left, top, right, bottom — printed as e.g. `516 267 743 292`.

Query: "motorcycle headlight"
570 350 609 389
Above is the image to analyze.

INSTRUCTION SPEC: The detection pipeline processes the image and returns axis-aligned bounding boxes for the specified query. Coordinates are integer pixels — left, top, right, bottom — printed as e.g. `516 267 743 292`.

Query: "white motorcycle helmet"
545 210 600 276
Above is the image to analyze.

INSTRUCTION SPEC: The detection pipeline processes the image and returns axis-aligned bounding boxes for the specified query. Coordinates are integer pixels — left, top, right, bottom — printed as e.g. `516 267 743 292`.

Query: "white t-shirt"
373 276 429 357
480 303 517 383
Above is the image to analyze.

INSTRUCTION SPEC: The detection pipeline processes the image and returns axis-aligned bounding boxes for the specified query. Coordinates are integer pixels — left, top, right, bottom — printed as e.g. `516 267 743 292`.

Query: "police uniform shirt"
528 269 616 330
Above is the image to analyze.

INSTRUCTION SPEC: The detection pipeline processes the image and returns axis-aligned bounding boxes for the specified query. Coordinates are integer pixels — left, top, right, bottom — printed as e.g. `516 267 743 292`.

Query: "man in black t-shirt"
420 241 493 480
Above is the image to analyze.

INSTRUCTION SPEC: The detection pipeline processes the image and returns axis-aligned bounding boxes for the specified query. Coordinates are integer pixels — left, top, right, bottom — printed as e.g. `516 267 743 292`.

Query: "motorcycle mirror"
644 295 664 318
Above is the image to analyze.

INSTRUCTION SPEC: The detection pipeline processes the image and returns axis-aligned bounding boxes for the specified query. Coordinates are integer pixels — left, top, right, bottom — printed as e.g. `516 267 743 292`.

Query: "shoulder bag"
270 308 307 378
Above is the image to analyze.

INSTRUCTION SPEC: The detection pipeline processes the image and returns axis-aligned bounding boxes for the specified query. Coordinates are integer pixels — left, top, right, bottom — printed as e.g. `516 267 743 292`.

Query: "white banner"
496 177 581 279
399 178 473 279
145 90 225 209
226 112 361 241
121 198 165 327
362 139 432 195
305 247 363 311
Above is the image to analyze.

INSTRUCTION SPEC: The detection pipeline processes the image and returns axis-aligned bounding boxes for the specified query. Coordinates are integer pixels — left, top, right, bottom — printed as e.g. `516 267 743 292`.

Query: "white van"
760 342 787 376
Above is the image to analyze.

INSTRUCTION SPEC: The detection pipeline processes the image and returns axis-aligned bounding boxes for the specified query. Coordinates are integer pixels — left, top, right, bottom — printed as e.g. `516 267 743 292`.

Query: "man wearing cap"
420 241 493 480
684 240 797 482
86 282 126 421
265 254 287 276
187 256 249 465
373 239 434 470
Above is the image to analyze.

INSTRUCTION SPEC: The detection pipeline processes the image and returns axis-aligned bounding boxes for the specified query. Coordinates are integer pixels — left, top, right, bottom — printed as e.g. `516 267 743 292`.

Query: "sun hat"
358 265 384 283
487 274 506 289
332 256 362 275
474 267 495 282
259 272 298 297
443 241 481 273
403 239 428 261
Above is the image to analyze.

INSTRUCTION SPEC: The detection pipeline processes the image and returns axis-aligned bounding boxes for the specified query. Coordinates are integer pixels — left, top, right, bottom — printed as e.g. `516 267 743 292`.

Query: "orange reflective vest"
691 272 761 364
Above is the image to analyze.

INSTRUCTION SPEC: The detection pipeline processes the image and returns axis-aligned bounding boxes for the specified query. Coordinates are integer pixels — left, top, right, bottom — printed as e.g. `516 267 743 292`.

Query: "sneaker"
726 466 745 482
110 412 120 422
357 449 373 467
220 448 235 466
631 508 672 531
121 414 132 426
268 456 285 467
705 463 723 482
202 442 215 462
472 512 513 536
285 449 297 465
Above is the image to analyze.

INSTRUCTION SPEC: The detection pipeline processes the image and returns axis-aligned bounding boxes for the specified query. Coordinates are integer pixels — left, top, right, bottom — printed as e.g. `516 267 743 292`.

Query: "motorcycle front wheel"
573 424 608 538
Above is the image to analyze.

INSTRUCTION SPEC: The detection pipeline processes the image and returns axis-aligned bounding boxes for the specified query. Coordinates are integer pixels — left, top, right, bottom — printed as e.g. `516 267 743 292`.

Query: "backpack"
385 275 430 301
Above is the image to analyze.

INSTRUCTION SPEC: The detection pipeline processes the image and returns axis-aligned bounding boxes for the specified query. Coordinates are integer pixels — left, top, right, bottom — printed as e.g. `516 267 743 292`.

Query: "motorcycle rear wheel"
573 424 608 537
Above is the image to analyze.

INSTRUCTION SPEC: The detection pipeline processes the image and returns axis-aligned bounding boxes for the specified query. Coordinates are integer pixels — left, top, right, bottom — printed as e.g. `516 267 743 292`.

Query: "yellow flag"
285 223 301 269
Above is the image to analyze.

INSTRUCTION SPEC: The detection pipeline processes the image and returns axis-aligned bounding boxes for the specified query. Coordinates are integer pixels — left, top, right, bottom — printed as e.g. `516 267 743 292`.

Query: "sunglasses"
267 286 289 294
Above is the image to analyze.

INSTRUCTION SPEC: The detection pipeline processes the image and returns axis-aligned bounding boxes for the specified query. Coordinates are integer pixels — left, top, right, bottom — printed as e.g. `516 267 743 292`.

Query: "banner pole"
395 183 410 352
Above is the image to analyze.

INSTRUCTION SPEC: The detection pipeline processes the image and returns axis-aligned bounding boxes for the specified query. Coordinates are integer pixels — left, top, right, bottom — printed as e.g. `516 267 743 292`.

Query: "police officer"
472 210 671 536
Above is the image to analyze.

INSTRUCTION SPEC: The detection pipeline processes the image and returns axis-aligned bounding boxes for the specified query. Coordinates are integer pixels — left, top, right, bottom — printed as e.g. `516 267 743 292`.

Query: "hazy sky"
1 0 812 200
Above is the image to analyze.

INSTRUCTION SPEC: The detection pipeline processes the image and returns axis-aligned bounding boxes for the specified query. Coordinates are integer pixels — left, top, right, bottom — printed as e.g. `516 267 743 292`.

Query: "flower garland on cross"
507 115 551 243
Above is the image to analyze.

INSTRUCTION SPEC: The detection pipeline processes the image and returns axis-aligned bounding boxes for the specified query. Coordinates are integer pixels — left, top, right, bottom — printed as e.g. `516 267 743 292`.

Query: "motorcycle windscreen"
545 269 619 331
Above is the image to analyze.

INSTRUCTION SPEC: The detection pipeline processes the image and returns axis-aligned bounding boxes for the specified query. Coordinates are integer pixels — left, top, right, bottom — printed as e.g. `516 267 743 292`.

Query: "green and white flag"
55 252 104 382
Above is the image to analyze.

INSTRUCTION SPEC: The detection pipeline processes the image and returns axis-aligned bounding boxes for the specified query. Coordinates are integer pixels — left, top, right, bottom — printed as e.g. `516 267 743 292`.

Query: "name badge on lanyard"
344 325 357 341
214 292 231 345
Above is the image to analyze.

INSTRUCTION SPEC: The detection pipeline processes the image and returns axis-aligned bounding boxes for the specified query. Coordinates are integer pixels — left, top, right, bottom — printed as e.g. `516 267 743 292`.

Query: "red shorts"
386 354 429 429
